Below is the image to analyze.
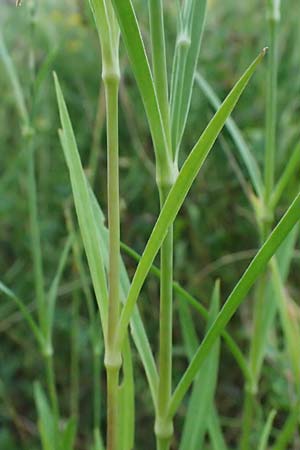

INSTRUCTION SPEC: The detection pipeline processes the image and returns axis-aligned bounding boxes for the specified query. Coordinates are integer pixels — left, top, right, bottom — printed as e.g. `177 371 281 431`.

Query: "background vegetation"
1 0 300 448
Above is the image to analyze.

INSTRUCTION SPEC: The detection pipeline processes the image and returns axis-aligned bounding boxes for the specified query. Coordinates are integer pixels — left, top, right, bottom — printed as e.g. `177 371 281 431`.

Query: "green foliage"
1 1 300 449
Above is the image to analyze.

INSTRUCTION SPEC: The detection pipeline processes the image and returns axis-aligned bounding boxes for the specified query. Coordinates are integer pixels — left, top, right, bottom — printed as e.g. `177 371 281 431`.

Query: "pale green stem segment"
168 192 300 418
104 76 122 450
89 2 122 449
156 189 174 448
116 50 267 348
264 0 280 209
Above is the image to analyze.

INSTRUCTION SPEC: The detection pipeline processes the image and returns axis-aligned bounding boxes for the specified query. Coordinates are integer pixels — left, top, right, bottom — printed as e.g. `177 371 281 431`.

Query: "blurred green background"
1 0 300 448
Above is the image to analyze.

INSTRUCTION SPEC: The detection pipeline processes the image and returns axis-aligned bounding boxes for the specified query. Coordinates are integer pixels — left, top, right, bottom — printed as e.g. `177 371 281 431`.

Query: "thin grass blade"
208 406 228 450
110 0 172 176
169 191 300 417
270 142 300 209
34 382 58 450
195 72 264 198
0 31 29 126
170 0 207 157
120 242 251 383
258 410 276 450
180 281 220 450
54 73 108 335
90 190 159 405
47 235 73 341
117 50 266 345
0 281 44 347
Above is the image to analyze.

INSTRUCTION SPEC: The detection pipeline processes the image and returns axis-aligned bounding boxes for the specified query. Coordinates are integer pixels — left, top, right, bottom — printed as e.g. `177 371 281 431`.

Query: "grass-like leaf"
196 72 264 198
121 242 251 384
169 191 300 417
0 31 29 126
0 281 44 348
171 0 207 158
90 190 159 406
54 73 108 335
110 0 172 175
258 410 276 450
117 49 266 346
180 281 220 450
47 235 73 344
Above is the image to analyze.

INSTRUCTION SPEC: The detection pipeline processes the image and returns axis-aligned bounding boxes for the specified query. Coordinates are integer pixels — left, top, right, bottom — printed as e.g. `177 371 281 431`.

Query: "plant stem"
104 75 122 450
70 289 80 419
27 143 47 333
44 352 59 420
264 1 279 209
155 186 174 450
93 347 102 431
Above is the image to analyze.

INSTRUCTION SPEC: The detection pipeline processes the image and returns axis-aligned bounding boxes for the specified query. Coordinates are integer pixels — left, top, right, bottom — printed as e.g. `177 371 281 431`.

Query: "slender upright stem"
155 186 174 450
27 143 47 333
264 3 279 208
104 75 122 450
70 289 80 419
44 352 59 420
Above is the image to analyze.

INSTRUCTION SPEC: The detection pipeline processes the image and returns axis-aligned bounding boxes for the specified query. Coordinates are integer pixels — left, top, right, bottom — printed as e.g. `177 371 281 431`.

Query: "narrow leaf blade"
54 73 108 334
118 50 267 344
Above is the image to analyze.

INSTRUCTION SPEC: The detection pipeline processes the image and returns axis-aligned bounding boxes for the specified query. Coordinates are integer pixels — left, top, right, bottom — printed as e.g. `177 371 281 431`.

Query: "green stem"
104 75 122 450
120 241 252 384
27 142 47 335
155 186 174 450
264 6 279 207
93 347 102 431
240 388 255 450
70 289 80 419
44 352 59 421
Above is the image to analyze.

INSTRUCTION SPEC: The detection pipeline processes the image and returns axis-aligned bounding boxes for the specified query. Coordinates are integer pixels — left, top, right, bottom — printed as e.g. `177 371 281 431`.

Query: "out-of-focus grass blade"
208 406 228 450
121 242 251 384
34 47 58 99
54 73 108 335
0 31 29 126
93 428 105 450
178 299 198 361
60 417 77 450
34 382 58 450
270 142 300 209
258 410 276 450
252 225 299 379
180 281 220 450
195 72 264 198
117 50 266 344
170 0 207 158
47 236 73 342
272 401 300 450
90 190 159 406
271 259 300 390
110 0 171 169
169 191 300 417
0 281 44 347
